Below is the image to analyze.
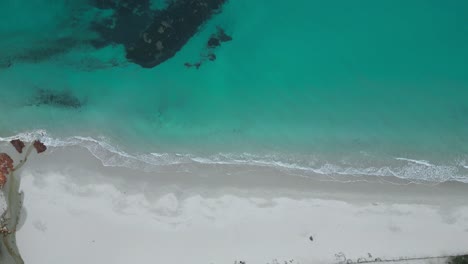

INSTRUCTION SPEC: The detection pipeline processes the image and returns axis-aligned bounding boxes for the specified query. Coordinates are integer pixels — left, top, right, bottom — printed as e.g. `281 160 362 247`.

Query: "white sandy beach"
10 147 468 264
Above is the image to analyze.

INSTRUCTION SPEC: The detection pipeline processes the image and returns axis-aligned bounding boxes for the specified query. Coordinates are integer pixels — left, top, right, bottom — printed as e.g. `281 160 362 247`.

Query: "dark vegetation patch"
13 38 81 63
90 0 155 48
449 255 468 264
0 59 13 69
2 1 229 70
0 38 81 69
184 26 232 69
29 89 84 109
91 0 228 68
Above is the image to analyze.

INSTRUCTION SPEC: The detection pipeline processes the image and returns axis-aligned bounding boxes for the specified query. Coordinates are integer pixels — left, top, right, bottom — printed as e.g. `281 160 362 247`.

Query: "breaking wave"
1 130 468 183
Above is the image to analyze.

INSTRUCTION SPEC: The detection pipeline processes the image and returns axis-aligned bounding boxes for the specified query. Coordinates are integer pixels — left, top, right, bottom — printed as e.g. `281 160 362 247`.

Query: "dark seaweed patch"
90 0 154 49
184 26 232 69
449 255 468 264
125 0 228 68
90 0 227 68
30 89 84 109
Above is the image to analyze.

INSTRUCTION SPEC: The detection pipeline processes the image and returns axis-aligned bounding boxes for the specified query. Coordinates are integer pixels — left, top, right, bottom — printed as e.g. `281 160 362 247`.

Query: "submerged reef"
184 26 232 69
29 89 84 109
1 1 229 70
126 0 227 68
90 0 155 48
91 0 228 68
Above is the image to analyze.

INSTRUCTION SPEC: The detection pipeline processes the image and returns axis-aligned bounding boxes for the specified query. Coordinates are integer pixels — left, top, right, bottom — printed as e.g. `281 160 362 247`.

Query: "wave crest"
1 130 467 183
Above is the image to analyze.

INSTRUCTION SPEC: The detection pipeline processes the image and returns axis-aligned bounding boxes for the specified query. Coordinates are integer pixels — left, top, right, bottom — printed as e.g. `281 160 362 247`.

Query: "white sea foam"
456 160 468 170
1 130 468 183
395 157 433 167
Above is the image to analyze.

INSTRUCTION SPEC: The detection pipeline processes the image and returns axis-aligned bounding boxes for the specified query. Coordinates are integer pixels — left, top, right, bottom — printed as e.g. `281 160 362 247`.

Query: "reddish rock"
0 153 13 174
0 153 14 187
33 140 47 154
0 173 5 187
10 139 25 153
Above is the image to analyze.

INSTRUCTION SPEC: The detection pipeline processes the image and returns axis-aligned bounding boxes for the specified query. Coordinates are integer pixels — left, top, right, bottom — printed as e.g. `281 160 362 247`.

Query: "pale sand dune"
13 147 468 264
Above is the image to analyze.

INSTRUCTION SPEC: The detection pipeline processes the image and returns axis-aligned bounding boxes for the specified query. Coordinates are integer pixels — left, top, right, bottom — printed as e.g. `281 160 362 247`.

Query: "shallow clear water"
1 0 468 182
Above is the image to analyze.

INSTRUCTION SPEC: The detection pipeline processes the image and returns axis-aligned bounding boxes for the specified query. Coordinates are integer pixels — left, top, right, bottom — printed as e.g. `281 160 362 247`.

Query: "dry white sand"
10 147 468 264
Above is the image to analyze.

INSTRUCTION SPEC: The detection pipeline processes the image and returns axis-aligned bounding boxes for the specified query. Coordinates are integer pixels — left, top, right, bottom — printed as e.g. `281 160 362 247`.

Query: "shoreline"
2 132 468 185
7 146 468 263
24 146 468 205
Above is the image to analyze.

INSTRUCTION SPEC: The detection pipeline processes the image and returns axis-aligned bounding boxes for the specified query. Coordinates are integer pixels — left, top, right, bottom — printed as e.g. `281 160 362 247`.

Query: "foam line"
1 130 467 183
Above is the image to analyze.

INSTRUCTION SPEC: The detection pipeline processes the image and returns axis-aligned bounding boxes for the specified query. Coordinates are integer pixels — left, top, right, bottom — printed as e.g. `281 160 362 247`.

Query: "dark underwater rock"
207 37 221 48
125 0 227 68
90 0 154 48
207 53 216 61
184 26 232 69
216 27 232 42
90 0 228 68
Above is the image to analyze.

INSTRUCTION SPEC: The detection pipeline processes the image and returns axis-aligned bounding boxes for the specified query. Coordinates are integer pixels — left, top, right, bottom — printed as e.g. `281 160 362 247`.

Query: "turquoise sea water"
1 0 468 182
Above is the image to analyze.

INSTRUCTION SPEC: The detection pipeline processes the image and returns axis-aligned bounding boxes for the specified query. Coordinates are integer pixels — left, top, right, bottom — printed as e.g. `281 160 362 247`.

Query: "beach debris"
335 252 348 264
265 259 297 264
309 235 314 241
33 140 47 154
10 139 25 154
0 221 15 235
334 252 385 264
